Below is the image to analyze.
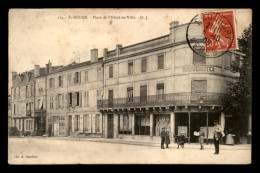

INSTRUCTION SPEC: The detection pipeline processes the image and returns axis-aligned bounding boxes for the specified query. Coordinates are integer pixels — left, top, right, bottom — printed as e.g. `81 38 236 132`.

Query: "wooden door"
53 116 59 136
107 114 114 138
68 116 72 136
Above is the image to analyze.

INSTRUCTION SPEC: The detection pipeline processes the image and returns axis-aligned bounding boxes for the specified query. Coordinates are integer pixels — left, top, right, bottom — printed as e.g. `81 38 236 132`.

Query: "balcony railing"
26 110 32 116
97 92 226 109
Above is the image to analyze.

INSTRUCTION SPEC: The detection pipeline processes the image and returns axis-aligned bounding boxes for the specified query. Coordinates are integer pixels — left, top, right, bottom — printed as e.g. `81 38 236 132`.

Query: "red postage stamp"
202 11 237 52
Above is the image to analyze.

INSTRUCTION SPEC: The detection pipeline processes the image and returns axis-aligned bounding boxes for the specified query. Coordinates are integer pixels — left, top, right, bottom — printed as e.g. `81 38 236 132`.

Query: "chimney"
169 21 179 42
116 44 122 57
91 49 98 63
103 48 108 60
12 72 17 86
46 60 52 74
34 65 40 77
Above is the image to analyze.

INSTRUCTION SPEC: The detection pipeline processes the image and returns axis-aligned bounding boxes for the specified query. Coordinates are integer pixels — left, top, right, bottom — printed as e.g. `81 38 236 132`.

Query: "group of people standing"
160 120 222 155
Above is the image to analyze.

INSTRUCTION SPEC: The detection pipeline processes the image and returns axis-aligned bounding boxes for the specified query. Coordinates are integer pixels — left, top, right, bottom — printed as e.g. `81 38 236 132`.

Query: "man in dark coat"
165 131 170 148
213 120 222 154
161 127 166 149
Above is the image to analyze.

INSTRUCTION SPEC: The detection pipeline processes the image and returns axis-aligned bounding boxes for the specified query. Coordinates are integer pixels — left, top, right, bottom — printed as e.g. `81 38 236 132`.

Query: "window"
97 67 101 80
18 87 20 98
76 92 80 106
83 114 89 132
14 104 16 115
68 93 72 107
67 73 72 86
25 120 33 131
157 83 164 100
109 65 113 78
158 54 164 69
85 70 88 82
26 86 28 98
141 58 147 73
58 76 63 87
14 88 16 99
74 72 80 84
97 89 101 98
128 61 133 75
84 91 89 106
127 87 133 102
223 52 231 69
38 99 43 110
119 114 132 134
58 94 63 108
50 95 54 108
95 114 100 133
31 85 34 97
74 115 80 132
193 47 206 64
50 78 54 88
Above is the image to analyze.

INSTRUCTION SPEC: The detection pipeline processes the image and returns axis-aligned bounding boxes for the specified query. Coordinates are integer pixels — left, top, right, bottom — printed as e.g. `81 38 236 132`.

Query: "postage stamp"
202 11 237 52
186 10 238 58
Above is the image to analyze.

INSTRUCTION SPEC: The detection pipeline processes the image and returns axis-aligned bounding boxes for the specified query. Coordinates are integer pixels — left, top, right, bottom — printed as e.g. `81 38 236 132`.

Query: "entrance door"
140 85 147 103
53 116 59 136
68 116 72 136
190 113 206 143
108 90 113 108
107 114 114 138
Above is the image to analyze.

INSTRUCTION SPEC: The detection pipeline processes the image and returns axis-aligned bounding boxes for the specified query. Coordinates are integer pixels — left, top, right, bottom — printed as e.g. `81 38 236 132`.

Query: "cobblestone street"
8 137 251 164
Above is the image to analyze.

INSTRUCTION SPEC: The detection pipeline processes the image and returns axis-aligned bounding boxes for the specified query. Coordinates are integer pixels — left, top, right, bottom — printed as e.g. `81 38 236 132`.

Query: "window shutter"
157 83 164 89
84 91 86 107
79 91 82 107
56 95 58 108
158 54 164 69
191 80 207 93
61 94 64 108
72 92 77 106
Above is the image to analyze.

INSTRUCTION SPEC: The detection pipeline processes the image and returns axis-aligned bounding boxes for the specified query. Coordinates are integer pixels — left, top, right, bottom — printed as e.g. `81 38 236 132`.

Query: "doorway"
190 113 206 143
108 90 113 108
53 116 59 136
68 116 72 136
107 114 114 138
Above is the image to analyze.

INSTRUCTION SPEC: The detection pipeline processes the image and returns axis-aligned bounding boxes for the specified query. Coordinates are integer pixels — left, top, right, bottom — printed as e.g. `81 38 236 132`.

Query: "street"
8 137 251 164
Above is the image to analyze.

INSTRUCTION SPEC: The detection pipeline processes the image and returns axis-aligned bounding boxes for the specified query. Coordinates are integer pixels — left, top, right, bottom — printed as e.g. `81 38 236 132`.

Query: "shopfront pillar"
188 112 191 144
132 113 135 139
104 113 108 138
113 113 119 139
150 112 153 139
248 113 252 132
206 112 209 145
220 112 225 134
170 112 175 143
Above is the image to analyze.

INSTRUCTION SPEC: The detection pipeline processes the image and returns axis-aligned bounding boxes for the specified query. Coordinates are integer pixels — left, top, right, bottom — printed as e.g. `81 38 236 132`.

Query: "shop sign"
183 65 215 73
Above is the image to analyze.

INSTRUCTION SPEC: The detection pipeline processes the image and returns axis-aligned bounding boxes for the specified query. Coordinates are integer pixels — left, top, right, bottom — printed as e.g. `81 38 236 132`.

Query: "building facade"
11 70 35 134
45 51 103 137
97 21 244 143
10 21 246 142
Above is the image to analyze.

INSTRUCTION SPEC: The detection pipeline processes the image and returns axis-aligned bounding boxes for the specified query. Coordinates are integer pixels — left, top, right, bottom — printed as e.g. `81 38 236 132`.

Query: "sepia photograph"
8 8 252 164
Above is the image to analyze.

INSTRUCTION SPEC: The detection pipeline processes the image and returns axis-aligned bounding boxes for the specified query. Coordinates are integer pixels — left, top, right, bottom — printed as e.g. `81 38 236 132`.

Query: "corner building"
98 21 244 143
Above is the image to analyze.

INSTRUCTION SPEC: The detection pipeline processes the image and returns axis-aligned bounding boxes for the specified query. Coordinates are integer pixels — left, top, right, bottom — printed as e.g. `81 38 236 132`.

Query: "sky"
8 8 252 95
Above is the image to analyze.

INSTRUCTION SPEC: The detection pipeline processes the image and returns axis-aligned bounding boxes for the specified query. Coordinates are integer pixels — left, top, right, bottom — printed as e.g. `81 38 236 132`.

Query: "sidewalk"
13 136 251 150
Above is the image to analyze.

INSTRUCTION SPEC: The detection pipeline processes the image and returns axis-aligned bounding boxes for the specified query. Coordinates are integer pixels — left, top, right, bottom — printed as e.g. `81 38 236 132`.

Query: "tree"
224 24 252 136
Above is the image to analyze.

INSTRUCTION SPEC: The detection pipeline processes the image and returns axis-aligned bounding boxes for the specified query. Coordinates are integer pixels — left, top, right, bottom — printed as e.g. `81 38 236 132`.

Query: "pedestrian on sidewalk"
180 132 185 149
161 127 166 149
198 127 205 150
213 120 222 155
165 131 170 148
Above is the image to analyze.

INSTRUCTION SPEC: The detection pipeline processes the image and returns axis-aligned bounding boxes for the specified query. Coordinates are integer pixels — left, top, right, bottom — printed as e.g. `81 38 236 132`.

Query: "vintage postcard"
8 8 252 164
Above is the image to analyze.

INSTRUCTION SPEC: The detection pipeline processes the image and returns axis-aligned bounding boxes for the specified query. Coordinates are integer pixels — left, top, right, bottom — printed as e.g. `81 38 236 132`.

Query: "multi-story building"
11 70 35 134
97 21 244 143
46 51 103 137
8 95 11 129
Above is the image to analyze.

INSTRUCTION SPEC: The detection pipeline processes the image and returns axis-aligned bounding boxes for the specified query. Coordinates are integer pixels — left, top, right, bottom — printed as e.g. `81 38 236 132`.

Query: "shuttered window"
141 58 147 73
158 54 164 69
193 48 206 64
191 80 207 93
95 114 100 133
85 71 88 82
127 87 133 102
157 83 164 100
109 65 113 78
140 85 147 102
59 76 63 87
84 114 89 132
128 61 133 75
